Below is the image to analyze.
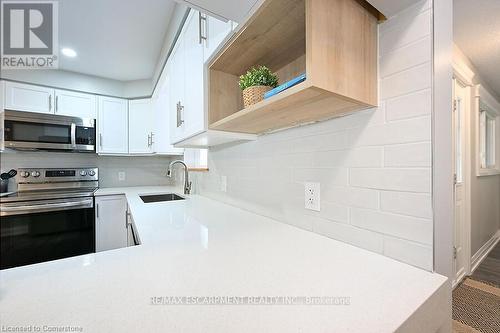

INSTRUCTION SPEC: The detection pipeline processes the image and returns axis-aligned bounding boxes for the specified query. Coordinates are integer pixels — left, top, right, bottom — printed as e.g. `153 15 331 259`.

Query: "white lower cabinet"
95 195 128 252
54 89 96 119
97 96 128 154
128 99 154 154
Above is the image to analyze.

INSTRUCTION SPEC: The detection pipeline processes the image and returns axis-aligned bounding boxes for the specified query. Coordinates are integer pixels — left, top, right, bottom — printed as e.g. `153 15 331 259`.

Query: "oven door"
0 197 95 270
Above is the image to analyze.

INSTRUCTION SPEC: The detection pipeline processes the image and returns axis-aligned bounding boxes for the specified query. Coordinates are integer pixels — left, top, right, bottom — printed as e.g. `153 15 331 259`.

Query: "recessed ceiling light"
61 48 77 57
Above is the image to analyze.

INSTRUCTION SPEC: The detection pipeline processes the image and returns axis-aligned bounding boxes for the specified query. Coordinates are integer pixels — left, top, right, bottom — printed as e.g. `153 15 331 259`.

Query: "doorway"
452 77 471 287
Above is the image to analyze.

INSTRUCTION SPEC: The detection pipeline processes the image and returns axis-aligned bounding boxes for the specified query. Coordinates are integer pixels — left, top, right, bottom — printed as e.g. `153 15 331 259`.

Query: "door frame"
451 62 474 287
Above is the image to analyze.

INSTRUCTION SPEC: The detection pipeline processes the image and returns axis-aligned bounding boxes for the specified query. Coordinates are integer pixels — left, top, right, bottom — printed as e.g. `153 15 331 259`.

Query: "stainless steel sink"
140 193 185 203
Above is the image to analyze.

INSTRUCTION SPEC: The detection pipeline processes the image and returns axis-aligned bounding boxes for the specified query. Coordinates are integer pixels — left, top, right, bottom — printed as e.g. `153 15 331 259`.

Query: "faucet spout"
166 160 191 195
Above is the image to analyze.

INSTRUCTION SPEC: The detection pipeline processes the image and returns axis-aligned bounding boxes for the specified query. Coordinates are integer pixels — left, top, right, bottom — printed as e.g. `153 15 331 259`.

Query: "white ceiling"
454 0 500 96
58 0 176 81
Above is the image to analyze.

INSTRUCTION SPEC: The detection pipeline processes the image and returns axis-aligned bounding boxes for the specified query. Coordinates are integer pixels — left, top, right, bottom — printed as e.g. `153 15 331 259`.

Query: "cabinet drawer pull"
176 101 184 128
48 95 52 111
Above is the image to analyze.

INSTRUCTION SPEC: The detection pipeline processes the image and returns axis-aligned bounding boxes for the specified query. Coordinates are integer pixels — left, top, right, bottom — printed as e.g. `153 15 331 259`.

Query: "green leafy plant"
238 66 279 90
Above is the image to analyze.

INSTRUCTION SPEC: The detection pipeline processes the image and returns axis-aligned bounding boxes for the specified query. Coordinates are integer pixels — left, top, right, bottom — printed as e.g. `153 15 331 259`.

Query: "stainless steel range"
0 168 98 270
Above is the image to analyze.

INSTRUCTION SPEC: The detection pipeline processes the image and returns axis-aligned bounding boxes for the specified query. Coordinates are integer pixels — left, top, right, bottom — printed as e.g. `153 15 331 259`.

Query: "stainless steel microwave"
3 110 96 152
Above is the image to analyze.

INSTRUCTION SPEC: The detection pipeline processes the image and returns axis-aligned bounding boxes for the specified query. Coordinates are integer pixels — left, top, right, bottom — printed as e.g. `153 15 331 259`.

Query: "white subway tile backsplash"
384 142 431 167
350 168 431 192
313 147 383 168
348 116 431 147
312 217 384 253
383 236 433 270
379 9 431 55
380 191 433 219
380 63 431 100
195 2 435 271
380 36 431 78
386 89 432 121
322 186 380 209
350 208 433 245
293 168 349 187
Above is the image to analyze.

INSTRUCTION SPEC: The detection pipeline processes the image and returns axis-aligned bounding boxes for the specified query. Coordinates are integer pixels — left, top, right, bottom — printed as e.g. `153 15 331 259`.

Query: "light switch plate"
304 182 320 211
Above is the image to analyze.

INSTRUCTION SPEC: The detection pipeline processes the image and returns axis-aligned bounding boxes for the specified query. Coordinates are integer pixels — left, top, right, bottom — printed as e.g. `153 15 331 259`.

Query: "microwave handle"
70 123 76 148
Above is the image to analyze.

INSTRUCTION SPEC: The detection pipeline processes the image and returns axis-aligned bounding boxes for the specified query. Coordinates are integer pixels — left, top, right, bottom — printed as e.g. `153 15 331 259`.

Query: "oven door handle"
1 199 93 215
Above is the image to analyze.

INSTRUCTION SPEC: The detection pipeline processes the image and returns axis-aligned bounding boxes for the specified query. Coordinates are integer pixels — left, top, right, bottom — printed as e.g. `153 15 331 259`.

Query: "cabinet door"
203 15 232 62
153 75 184 155
177 0 259 22
4 81 54 114
182 11 205 140
97 96 128 154
95 195 128 252
54 89 97 119
128 99 153 154
169 35 186 144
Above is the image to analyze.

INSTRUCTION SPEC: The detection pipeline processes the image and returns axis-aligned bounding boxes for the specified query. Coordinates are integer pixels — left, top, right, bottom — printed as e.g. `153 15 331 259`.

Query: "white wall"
195 0 434 270
453 46 500 255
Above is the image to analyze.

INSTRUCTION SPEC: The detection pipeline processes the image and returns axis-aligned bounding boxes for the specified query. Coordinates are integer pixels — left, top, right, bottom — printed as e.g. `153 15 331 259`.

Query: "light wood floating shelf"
208 0 381 135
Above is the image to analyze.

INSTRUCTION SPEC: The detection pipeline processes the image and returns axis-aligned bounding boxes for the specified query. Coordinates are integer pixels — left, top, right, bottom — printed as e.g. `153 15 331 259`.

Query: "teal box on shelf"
264 73 306 99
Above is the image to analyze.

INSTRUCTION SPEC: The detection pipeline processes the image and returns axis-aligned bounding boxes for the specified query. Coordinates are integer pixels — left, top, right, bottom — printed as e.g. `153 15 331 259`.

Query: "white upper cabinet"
176 0 259 22
97 96 128 154
54 89 97 119
152 73 184 155
169 29 186 144
128 99 154 154
4 81 55 114
183 11 205 140
203 15 233 62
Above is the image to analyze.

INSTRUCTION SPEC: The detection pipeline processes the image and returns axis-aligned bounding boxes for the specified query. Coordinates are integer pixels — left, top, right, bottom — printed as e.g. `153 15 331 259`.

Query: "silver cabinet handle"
99 133 103 148
55 95 59 113
198 12 207 44
96 203 99 218
147 133 152 147
150 132 154 146
176 101 184 127
48 95 52 111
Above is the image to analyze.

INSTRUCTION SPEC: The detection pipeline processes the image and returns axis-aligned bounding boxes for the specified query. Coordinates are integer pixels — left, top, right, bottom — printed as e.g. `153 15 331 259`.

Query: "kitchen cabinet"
97 96 128 154
95 195 128 252
168 10 256 148
203 14 233 62
128 99 154 154
54 89 97 119
4 81 55 114
176 0 259 22
208 0 380 135
152 72 184 155
126 205 139 246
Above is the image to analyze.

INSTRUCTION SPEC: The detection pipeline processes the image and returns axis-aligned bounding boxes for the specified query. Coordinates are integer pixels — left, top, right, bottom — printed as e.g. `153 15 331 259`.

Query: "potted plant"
239 66 279 108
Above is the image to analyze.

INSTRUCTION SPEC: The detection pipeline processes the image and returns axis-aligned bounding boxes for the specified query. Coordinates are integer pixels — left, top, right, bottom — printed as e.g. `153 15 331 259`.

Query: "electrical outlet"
118 171 126 182
220 176 227 192
304 182 320 211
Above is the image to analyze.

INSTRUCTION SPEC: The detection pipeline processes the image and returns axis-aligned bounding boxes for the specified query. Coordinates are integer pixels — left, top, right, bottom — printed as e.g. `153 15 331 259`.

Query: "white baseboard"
470 229 500 273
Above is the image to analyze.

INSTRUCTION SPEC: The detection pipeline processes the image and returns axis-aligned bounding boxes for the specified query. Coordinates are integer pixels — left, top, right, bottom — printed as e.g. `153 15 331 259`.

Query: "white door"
153 74 184 155
129 99 154 154
178 0 258 22
54 89 97 119
203 14 232 62
4 82 55 114
183 10 205 140
95 195 128 252
452 78 467 286
98 96 128 154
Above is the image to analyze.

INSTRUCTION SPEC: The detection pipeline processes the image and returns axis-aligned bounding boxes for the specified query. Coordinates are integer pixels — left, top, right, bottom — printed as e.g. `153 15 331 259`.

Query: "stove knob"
20 171 30 178
31 171 40 177
79 170 87 176
88 170 96 176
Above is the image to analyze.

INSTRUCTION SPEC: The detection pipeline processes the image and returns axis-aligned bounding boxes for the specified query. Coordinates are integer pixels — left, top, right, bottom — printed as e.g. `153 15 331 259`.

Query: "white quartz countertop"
0 186 450 333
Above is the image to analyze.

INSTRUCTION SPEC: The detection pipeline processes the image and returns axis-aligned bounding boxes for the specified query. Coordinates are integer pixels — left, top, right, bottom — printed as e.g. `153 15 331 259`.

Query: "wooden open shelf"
208 0 381 134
